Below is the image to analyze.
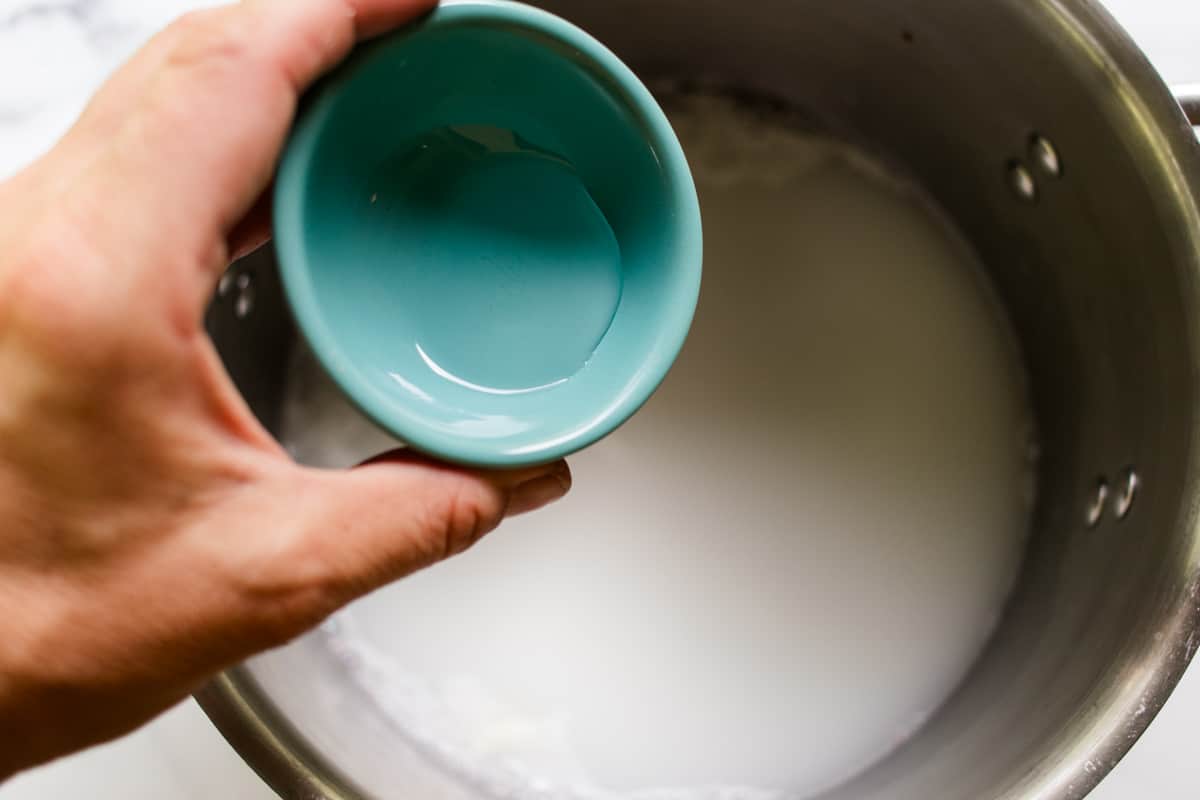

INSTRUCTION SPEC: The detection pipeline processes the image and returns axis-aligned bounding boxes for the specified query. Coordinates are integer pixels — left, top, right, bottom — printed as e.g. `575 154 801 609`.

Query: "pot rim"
196 1 1200 797
989 3 1200 798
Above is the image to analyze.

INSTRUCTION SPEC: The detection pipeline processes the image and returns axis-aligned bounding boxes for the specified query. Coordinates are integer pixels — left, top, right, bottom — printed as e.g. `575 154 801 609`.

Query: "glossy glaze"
273 1 702 466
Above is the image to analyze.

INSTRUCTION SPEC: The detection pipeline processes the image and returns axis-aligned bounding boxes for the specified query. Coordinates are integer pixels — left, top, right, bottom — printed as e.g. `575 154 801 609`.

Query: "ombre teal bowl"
273 0 702 468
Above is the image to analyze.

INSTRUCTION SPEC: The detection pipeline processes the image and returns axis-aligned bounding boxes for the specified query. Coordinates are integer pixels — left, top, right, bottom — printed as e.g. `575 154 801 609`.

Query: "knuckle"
245 552 342 633
251 595 332 649
166 9 223 45
165 8 254 75
276 8 355 88
242 575 339 649
1 227 116 357
431 482 503 560
1 216 201 389
226 516 348 642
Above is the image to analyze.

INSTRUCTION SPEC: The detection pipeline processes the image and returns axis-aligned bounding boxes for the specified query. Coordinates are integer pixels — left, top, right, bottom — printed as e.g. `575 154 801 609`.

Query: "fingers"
0 16 182 244
61 19 183 156
310 455 571 581
72 0 436 306
507 470 576 516
246 0 439 90
239 456 570 634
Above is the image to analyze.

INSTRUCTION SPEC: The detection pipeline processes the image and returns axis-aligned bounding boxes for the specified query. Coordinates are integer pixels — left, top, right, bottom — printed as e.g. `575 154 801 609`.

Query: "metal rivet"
1085 478 1109 529
1115 467 1139 520
234 274 255 319
234 290 254 319
1008 161 1038 202
1029 134 1063 178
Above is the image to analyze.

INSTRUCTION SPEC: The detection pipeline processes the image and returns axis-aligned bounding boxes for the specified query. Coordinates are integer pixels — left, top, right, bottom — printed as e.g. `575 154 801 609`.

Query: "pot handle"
1177 83 1200 126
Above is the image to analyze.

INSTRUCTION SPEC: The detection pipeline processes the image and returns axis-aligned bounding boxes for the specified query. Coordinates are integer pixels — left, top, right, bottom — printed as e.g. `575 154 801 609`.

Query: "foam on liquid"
280 93 1037 799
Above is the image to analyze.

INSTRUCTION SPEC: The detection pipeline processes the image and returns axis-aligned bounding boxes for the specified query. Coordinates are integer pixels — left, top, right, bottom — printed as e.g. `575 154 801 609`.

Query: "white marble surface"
0 0 1197 798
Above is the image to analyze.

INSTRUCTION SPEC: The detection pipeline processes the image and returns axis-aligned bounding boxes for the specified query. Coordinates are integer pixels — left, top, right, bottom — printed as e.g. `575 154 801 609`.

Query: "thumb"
277 454 570 609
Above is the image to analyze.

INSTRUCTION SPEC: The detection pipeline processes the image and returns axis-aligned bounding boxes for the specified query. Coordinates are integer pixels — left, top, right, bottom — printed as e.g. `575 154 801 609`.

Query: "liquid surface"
366 125 621 393
277 94 1037 799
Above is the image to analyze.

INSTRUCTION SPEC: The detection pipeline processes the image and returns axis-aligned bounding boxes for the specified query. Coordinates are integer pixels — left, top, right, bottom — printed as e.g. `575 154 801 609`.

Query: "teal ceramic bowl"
273 0 702 468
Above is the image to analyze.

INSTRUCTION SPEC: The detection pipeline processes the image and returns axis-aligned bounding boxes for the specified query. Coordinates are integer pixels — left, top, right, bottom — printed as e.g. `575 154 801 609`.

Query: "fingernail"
508 463 571 516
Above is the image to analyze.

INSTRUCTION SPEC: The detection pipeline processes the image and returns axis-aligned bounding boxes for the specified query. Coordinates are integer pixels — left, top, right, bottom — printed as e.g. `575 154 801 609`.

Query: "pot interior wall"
206 1 1200 798
520 0 1200 798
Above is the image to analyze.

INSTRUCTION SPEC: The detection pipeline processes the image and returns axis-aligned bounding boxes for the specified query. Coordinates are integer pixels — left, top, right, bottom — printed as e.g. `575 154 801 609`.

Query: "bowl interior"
273 4 701 466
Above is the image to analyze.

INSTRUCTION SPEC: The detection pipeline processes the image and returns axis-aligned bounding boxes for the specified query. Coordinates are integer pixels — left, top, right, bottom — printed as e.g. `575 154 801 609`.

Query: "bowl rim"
270 0 703 468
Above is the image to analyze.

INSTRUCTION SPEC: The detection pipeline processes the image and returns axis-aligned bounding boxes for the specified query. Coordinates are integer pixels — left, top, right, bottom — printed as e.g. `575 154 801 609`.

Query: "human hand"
0 0 570 778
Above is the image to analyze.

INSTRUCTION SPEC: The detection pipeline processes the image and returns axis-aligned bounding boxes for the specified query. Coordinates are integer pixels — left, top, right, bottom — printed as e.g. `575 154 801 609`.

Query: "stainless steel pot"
198 2 1200 798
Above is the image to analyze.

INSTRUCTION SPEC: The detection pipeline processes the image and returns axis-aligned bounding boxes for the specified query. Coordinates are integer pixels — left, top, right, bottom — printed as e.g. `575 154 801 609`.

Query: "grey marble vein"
0 0 211 177
0 1 96 28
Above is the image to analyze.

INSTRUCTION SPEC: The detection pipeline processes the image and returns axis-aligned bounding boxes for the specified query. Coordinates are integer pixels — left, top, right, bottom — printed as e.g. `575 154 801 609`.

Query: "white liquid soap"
279 92 1037 800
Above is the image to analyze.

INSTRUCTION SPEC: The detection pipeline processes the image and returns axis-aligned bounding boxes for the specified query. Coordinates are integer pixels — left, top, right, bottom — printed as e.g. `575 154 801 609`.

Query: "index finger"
75 0 436 303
